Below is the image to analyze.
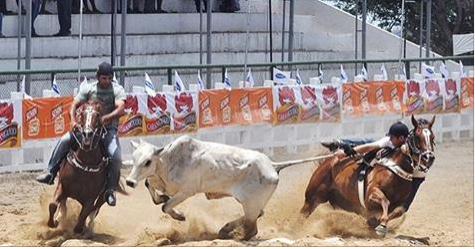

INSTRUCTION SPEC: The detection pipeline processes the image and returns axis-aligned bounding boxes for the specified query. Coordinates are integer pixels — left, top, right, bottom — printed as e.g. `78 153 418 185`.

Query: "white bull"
125 135 330 240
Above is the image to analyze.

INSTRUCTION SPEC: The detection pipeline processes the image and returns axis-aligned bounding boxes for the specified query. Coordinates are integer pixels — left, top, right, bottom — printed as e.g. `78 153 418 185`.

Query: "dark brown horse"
47 100 119 234
301 115 436 236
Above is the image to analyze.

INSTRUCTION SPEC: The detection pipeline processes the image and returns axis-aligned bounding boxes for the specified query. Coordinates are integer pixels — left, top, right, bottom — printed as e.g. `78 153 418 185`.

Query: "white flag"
246 68 255 88
340 64 348 83
19 75 33 99
197 70 205 90
296 69 303 85
79 76 88 91
459 60 466 77
113 72 117 83
224 69 232 88
380 63 388 80
439 62 449 79
273 67 291 85
174 70 186 92
144 73 156 97
400 64 407 80
317 64 324 79
52 75 60 95
421 63 435 79
360 65 368 81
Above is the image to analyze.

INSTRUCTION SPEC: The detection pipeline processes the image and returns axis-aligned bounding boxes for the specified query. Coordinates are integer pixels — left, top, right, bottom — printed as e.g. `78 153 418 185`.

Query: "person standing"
55 0 72 36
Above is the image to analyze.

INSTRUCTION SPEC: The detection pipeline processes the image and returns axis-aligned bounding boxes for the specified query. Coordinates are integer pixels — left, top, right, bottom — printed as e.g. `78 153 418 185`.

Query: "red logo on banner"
0 102 18 147
407 80 421 97
125 95 139 115
148 94 167 114
278 86 296 105
175 93 194 113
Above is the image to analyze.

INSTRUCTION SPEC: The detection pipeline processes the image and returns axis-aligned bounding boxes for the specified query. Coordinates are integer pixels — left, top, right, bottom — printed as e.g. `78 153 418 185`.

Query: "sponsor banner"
422 79 445 114
404 80 425 115
460 77 474 109
0 99 22 149
297 85 320 123
315 83 341 122
342 83 370 117
198 89 229 128
368 81 405 115
118 94 145 137
170 91 199 133
442 78 461 113
144 93 171 135
272 85 302 125
22 96 73 140
231 88 273 125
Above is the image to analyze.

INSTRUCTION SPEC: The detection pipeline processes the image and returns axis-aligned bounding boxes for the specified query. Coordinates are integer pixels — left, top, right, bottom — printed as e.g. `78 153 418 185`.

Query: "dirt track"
0 140 473 246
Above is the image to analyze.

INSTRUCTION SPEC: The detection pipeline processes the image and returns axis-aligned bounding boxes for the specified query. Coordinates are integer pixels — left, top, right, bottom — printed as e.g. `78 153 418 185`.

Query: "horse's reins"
406 128 435 173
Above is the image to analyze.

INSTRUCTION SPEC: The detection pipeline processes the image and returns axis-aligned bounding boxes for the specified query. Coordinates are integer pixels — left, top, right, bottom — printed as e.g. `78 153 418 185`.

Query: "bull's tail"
272 154 335 173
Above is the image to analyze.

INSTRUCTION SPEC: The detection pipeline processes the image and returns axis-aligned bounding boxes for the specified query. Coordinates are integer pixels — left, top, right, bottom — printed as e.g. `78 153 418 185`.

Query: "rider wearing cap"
322 121 424 211
36 62 126 207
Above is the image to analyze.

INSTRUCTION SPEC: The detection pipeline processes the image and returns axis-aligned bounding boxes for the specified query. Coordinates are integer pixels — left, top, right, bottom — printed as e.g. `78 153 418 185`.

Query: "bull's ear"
429 115 436 129
154 147 164 156
411 115 418 128
131 140 139 149
140 138 145 144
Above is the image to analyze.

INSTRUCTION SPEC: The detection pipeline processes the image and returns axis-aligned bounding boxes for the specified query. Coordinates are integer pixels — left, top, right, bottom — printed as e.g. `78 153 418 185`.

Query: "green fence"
0 55 472 99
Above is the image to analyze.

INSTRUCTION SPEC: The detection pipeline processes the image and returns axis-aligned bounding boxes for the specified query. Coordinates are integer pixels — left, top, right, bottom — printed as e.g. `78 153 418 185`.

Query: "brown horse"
47 100 118 234
301 115 436 236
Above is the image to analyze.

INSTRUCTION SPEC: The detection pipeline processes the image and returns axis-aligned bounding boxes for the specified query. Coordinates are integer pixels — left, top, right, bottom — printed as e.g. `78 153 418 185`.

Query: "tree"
331 0 474 57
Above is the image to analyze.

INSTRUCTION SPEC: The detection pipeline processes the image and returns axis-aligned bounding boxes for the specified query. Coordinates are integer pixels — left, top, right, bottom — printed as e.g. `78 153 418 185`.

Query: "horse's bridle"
71 105 107 151
406 128 435 173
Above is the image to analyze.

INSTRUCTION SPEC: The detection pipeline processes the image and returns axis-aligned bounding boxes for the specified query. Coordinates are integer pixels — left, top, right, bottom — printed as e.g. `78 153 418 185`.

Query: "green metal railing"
0 55 472 99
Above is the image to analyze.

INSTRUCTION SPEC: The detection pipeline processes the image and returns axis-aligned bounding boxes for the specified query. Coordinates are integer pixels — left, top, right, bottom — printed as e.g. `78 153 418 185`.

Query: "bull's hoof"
366 217 380 228
218 229 232 240
375 224 387 237
74 225 84 234
47 220 59 228
152 195 170 205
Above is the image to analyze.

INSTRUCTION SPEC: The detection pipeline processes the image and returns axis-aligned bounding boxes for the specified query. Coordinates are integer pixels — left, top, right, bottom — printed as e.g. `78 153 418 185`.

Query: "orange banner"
231 88 273 125
342 83 370 117
198 89 229 128
460 77 474 109
0 100 22 149
23 96 73 140
369 81 405 115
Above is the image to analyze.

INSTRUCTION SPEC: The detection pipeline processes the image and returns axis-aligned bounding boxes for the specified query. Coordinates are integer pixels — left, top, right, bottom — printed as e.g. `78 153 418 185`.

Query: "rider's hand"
334 149 346 159
342 144 357 158
101 115 110 125
70 120 78 129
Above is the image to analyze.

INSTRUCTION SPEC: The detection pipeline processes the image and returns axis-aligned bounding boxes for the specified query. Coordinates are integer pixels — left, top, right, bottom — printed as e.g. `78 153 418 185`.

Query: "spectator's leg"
144 0 155 13
89 0 100 13
72 0 79 14
0 0 7 13
156 0 165 13
31 0 42 36
194 0 200 12
0 13 4 37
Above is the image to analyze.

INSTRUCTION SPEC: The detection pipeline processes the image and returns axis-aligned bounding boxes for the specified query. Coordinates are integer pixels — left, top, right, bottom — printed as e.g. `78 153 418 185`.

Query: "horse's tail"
117 176 130 196
272 153 335 173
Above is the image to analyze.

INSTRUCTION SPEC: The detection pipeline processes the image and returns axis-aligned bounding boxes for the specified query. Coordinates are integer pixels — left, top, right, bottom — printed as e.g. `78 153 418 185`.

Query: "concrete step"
1 12 312 37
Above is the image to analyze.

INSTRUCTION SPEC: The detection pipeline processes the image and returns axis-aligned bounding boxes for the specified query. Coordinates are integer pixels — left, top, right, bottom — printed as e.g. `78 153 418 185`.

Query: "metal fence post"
167 68 172 86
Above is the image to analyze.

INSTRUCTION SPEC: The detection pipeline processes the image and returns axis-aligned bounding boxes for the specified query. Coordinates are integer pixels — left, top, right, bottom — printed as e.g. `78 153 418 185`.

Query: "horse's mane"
85 99 104 113
416 118 430 126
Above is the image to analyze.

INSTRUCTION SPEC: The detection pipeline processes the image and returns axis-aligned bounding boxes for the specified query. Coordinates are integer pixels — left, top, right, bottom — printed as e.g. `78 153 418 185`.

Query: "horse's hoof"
366 217 380 228
375 224 387 236
74 226 84 234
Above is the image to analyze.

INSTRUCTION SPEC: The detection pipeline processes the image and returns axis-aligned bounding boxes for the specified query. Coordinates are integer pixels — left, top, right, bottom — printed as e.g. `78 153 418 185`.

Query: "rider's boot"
321 139 350 151
104 189 116 206
36 171 56 185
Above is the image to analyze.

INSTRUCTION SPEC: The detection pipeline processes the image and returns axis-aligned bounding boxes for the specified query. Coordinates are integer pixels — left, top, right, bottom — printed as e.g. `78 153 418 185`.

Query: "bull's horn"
122 160 133 167
131 140 139 149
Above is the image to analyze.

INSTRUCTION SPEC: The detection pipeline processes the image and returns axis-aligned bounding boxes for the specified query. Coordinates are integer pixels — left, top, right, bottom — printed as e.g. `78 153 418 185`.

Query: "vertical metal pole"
354 0 359 75
281 0 286 62
25 0 32 94
16 0 22 90
206 0 212 89
361 0 367 64
120 0 127 86
244 0 251 82
78 0 84 83
425 0 431 63
111 0 117 66
199 2 203 65
418 0 424 68
269 0 273 63
287 0 294 72
398 0 405 74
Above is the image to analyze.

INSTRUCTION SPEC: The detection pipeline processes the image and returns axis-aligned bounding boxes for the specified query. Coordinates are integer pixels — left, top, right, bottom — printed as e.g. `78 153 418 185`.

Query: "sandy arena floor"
0 140 473 246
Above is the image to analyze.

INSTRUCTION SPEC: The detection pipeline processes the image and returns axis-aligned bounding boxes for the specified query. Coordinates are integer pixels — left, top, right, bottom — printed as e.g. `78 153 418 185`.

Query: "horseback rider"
321 121 425 211
36 62 126 207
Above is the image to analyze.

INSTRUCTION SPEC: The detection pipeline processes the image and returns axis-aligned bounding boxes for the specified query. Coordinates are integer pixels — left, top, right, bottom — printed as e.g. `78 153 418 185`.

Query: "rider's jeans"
340 138 375 146
46 127 122 191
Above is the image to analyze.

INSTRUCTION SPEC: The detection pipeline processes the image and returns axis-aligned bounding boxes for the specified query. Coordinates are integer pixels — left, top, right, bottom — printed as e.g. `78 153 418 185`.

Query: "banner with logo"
143 93 172 135
169 91 199 133
442 78 461 113
460 77 474 109
0 99 22 149
231 88 274 125
421 79 445 114
368 81 405 115
342 83 370 117
118 94 146 136
198 89 229 128
297 85 321 123
315 83 341 122
404 80 425 115
272 85 302 124
23 96 73 140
